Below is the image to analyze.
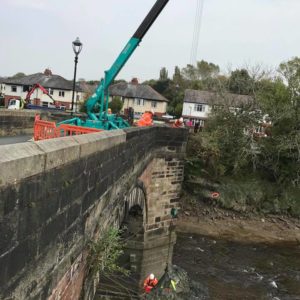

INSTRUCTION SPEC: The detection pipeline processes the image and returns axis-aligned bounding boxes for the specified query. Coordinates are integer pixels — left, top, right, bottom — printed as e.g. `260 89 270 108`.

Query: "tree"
173 66 183 86
196 60 220 80
174 103 183 118
257 71 300 185
279 57 300 124
182 64 198 81
11 72 25 78
228 69 253 95
108 96 123 113
159 67 168 81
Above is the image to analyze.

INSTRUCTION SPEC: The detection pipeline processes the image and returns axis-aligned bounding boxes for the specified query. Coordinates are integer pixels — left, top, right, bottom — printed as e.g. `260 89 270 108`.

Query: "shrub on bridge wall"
87 227 129 278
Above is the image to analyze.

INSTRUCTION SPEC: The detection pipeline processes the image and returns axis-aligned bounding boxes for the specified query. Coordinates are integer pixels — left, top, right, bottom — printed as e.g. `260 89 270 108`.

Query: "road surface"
0 135 33 145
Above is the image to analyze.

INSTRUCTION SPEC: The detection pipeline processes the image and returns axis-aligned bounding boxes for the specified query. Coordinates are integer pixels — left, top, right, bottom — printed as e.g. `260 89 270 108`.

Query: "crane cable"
190 0 205 66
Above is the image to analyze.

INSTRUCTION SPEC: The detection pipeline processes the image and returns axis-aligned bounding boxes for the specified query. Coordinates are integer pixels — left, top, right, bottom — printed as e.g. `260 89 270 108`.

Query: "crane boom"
86 0 169 120
60 0 169 130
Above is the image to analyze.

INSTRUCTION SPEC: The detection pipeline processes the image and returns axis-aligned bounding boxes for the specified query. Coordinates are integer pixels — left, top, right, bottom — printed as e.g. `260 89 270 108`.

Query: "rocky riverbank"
176 195 300 244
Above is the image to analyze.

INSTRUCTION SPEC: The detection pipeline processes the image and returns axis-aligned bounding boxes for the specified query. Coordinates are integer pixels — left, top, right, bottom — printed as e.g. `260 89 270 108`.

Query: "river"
173 233 300 300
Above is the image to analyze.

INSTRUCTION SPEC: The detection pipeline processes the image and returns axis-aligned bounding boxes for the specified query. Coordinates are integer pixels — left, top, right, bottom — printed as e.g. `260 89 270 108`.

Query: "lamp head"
72 37 83 55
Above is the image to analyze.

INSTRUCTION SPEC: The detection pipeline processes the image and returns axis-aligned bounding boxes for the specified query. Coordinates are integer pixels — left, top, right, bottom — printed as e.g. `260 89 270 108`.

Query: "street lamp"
71 37 83 115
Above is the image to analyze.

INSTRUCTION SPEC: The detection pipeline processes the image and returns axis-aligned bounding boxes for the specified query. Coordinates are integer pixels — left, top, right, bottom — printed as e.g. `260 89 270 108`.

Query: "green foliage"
174 103 183 118
159 67 169 81
108 96 123 113
182 60 220 81
87 227 129 278
173 66 183 85
184 57 300 216
11 72 26 78
228 69 253 95
196 60 220 80
182 64 198 81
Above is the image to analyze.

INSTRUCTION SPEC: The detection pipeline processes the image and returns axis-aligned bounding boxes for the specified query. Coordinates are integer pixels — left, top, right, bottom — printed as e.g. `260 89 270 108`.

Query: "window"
59 91 65 97
23 85 30 92
135 98 144 106
48 88 54 95
11 86 17 92
194 104 205 112
42 101 48 107
151 101 157 108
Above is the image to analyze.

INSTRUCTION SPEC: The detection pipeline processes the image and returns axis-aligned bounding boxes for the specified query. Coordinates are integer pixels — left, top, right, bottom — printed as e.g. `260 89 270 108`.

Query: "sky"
0 0 299 82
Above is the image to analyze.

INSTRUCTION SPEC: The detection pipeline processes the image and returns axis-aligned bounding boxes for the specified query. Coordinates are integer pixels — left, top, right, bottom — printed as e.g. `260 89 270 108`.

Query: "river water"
173 233 300 300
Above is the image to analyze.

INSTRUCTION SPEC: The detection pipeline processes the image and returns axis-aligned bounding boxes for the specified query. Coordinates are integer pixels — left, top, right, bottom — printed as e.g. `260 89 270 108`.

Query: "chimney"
44 68 52 76
131 78 139 85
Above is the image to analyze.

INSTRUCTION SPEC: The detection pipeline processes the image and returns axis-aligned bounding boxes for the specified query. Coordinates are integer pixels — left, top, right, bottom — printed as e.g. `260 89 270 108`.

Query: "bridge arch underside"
0 126 186 300
120 186 146 241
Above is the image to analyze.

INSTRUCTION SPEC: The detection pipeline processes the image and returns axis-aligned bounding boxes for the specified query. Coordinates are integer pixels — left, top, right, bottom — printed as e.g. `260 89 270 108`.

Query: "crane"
25 83 56 107
8 83 56 110
59 0 169 130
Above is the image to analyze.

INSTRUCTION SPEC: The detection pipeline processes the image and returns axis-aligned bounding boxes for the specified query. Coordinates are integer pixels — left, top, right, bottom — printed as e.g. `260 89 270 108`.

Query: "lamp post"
71 37 83 115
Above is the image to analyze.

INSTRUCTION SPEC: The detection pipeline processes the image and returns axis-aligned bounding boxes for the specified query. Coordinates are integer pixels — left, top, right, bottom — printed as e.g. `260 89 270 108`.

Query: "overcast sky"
1 0 299 81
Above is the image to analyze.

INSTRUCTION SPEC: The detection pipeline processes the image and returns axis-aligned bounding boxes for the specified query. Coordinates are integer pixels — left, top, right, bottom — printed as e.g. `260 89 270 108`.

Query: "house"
109 78 168 116
0 77 6 106
182 89 252 127
1 69 84 110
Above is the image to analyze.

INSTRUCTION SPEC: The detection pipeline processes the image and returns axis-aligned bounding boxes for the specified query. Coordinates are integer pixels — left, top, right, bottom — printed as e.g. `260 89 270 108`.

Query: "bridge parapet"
0 125 187 299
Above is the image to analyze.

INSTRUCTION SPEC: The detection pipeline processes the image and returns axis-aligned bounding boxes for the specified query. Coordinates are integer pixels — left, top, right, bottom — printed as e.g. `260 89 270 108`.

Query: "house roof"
184 89 253 107
109 82 169 102
3 73 82 91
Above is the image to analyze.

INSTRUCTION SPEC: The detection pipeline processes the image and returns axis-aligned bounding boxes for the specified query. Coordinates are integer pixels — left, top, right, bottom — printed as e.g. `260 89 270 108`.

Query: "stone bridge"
0 125 187 299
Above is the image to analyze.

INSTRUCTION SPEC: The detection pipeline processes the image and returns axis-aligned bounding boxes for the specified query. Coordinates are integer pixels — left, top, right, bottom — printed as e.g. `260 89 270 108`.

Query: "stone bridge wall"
0 109 71 136
0 126 187 299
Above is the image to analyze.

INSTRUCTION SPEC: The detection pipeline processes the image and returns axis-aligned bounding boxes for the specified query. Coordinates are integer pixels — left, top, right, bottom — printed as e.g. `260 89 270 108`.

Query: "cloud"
3 0 48 10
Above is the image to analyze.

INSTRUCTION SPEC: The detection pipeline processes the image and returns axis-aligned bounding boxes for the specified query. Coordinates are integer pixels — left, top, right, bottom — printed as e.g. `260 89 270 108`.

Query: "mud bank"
177 200 300 244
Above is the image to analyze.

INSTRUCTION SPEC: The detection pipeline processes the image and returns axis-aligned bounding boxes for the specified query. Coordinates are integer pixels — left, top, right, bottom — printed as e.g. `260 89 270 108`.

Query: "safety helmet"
149 273 155 280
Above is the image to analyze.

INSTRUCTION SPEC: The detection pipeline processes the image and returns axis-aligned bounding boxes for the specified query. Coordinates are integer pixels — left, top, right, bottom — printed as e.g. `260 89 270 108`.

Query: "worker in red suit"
173 117 184 128
143 273 158 293
137 111 153 127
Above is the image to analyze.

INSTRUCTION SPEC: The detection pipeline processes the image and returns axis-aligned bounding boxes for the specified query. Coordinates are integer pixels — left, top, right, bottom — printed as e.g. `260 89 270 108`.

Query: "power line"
190 0 205 66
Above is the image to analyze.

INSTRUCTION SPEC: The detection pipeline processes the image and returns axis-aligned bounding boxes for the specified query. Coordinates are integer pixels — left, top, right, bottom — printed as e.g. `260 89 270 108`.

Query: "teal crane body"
59 0 169 130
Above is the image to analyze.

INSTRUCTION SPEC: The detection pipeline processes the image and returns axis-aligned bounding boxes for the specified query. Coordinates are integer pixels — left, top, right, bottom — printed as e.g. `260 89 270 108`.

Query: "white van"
8 99 21 110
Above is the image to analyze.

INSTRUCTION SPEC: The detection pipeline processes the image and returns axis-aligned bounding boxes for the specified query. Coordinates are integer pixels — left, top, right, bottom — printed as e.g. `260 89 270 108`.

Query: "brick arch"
119 183 147 227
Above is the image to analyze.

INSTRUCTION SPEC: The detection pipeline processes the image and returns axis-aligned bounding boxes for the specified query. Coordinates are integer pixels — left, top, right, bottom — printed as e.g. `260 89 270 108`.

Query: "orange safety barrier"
34 115 102 141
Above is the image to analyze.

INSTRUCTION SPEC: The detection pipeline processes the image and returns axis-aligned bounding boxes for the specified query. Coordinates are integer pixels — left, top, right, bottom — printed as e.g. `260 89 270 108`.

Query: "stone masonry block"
35 137 80 171
0 142 45 187
72 130 126 158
